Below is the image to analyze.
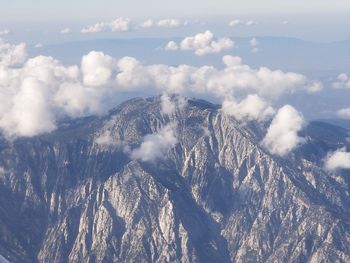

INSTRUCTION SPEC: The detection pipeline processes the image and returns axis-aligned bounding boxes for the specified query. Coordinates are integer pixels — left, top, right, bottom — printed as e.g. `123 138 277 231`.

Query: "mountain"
0 97 349 263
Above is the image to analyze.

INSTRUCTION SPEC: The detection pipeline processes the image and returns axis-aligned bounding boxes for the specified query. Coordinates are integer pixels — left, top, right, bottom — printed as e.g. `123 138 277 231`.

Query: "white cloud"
0 30 10 36
222 94 275 121
0 77 56 137
131 123 178 162
81 51 115 87
160 94 187 115
115 55 320 98
337 108 350 119
160 94 176 115
35 43 43 48
60 27 72 34
325 148 350 171
166 31 234 56
157 19 182 28
262 105 305 156
0 42 108 137
164 41 178 51
250 37 259 47
246 20 258 26
0 39 27 66
140 19 154 28
228 19 242 27
249 37 260 53
307 81 323 93
81 17 130 33
332 73 350 89
282 21 289 25
138 19 186 29
0 39 321 138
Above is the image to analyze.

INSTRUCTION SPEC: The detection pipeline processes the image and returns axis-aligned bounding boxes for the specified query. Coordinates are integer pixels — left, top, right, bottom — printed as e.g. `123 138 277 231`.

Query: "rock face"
0 96 349 263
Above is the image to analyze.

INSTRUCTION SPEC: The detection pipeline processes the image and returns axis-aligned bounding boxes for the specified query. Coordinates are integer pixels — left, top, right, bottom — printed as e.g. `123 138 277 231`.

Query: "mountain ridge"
0 96 349 262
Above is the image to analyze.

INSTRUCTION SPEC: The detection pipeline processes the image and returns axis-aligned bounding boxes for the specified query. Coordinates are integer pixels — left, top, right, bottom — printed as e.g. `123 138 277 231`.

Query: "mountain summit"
0 96 349 263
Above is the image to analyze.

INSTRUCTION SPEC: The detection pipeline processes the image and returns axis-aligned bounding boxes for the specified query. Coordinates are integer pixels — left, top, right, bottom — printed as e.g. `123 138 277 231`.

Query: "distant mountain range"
29 37 350 74
0 97 349 262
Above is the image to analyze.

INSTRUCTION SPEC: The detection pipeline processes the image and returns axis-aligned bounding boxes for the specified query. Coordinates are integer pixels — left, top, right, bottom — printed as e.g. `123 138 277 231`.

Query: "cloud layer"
0 39 321 139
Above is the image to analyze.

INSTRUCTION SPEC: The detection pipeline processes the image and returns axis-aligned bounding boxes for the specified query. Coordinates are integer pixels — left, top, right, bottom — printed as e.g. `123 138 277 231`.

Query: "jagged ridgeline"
0 97 349 263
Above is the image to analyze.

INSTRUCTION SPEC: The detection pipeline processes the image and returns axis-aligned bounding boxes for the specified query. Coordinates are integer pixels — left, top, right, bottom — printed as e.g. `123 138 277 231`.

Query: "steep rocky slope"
0 97 349 263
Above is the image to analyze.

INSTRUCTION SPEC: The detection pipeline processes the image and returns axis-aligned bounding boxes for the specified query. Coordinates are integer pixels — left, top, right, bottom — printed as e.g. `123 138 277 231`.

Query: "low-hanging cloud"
324 148 350 171
332 73 350 89
0 39 27 66
157 19 184 28
228 19 243 27
249 37 260 53
0 39 321 138
228 19 257 27
261 105 305 156
138 18 187 29
222 94 275 122
81 17 130 33
131 123 178 162
165 30 234 56
160 93 187 115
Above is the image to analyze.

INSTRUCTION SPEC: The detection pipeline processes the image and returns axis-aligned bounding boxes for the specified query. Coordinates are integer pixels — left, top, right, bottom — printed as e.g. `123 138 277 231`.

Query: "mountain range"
0 97 349 262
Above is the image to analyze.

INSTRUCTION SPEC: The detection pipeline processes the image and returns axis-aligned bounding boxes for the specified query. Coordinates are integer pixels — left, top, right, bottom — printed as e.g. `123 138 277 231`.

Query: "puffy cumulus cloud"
222 94 275 122
138 18 186 29
115 56 153 90
0 39 27 66
228 19 257 27
324 148 350 171
337 108 350 119
60 27 72 34
164 41 178 51
157 19 183 28
0 41 111 137
140 19 154 28
81 51 115 87
228 19 242 27
131 123 178 162
249 37 260 53
165 31 234 56
0 77 56 137
261 105 305 156
332 73 350 89
81 17 130 33
0 39 321 138
115 55 320 99
246 20 258 26
306 81 323 93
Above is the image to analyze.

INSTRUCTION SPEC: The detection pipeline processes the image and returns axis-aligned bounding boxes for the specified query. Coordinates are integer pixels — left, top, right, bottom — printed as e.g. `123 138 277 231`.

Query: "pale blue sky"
0 0 349 21
1 0 350 43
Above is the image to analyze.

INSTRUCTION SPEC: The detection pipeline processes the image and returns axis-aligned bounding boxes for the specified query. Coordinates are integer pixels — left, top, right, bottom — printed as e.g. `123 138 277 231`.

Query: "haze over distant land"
1 1 350 262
